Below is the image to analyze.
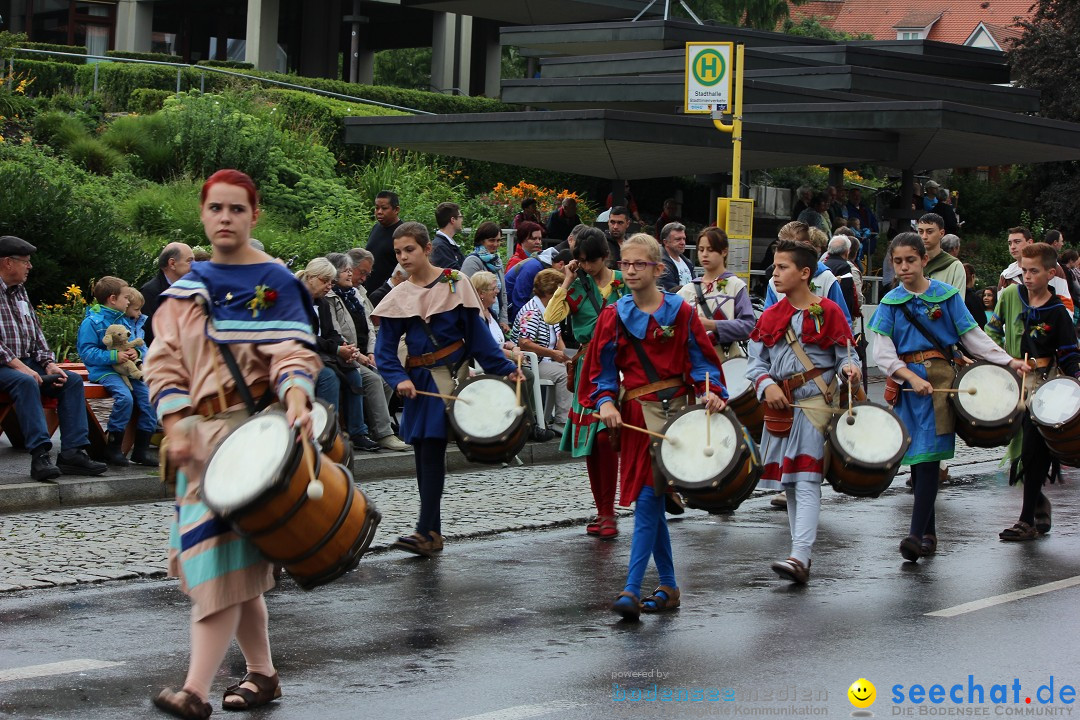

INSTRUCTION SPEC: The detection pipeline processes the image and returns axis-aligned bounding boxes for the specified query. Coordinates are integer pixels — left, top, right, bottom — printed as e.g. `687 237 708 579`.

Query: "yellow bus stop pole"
712 43 745 199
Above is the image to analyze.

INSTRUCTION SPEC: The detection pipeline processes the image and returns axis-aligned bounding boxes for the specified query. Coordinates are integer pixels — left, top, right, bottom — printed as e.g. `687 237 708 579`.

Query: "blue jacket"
76 304 139 382
122 312 148 344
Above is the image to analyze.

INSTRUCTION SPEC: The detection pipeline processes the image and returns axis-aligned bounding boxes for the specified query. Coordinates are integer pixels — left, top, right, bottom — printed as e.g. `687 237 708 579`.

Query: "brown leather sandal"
222 672 281 711
770 557 810 584
641 585 681 613
428 531 444 552
392 532 435 557
153 688 213 720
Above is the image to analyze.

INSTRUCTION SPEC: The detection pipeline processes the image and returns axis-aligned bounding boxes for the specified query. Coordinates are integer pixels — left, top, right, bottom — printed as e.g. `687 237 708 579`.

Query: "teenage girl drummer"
868 232 1028 563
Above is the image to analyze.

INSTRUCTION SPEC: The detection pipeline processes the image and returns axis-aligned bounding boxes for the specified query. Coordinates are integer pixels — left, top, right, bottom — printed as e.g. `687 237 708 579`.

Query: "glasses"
6 257 31 265
354 268 371 279
617 260 658 271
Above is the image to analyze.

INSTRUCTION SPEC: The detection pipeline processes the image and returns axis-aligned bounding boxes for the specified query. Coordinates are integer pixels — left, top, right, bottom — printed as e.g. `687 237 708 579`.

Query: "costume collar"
880 278 959 305
436 230 459 248
372 269 484 320
1018 284 1062 316
924 249 960 276
750 297 852 349
615 292 682 339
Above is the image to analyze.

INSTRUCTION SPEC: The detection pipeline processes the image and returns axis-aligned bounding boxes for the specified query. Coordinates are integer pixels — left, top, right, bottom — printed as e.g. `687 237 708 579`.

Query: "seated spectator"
513 198 542 234
547 197 581 243
325 253 408 452
791 185 812 221
121 287 148 345
76 276 157 467
139 242 194 347
507 221 543 272
460 222 509 332
659 222 693 291
505 247 572 324
513 269 572 431
798 193 832 236
0 236 107 481
297 258 380 453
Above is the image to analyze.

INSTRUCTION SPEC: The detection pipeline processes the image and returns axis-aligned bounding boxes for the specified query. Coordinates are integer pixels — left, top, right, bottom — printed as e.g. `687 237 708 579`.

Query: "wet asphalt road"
3 464 1080 720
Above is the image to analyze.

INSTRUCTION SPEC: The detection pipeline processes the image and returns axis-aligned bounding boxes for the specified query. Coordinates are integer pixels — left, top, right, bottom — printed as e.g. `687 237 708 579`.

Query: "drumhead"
832 403 905 465
1031 377 1080 426
452 376 518 439
310 401 331 443
954 363 1019 422
659 407 740 488
203 413 293 514
721 357 751 399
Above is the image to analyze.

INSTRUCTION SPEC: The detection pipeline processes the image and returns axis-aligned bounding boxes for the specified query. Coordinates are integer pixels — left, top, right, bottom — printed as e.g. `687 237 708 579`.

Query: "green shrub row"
197 59 255 70
106 50 183 63
129 88 174 114
10 58 80 95
14 41 86 64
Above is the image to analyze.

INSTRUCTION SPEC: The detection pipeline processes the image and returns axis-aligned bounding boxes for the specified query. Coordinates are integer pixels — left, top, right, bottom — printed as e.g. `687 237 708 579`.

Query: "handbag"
763 402 794 437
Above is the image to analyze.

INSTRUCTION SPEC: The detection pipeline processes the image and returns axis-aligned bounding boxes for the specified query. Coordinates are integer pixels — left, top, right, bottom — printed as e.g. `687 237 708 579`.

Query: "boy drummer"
746 239 860 584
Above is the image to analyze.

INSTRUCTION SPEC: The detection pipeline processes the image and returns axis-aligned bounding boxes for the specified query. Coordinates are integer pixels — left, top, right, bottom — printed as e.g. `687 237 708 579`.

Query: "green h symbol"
700 54 717 77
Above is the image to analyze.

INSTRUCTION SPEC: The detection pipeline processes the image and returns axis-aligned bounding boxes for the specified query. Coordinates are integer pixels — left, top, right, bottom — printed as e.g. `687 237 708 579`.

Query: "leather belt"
624 376 685 402
783 367 826 392
900 350 947 364
195 381 270 418
406 340 464 368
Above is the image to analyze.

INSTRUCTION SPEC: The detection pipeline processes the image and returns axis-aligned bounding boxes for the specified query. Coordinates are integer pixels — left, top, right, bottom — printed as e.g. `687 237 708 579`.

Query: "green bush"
15 41 86 64
34 90 106 123
32 110 88 147
66 136 128 175
74 62 215 111
197 59 255 70
102 112 174 180
11 58 80 95
258 87 404 150
106 50 182 63
129 88 173 114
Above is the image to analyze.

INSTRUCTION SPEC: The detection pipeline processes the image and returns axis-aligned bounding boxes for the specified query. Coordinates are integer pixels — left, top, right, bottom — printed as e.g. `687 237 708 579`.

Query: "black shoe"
30 449 61 482
130 429 158 466
665 492 686 515
57 448 108 476
351 434 380 452
103 432 130 466
531 426 557 442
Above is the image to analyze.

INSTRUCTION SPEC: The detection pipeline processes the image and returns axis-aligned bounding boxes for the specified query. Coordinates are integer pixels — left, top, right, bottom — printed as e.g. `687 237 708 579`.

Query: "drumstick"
902 388 977 395
414 389 470 404
704 372 714 456
846 341 855 426
1019 353 1030 406
299 430 324 501
789 403 858 415
513 352 525 417
622 422 678 445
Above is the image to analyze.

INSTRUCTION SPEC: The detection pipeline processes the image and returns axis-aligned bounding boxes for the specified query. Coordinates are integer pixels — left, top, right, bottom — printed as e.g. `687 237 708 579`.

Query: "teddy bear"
102 323 145 388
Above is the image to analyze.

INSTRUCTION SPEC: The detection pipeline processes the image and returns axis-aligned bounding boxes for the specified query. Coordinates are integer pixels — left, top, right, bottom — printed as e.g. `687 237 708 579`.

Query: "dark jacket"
546 208 580 242
139 271 172 347
936 202 961 236
605 235 622 269
312 296 352 382
822 256 859 320
660 253 693 292
363 219 402 295
430 231 465 270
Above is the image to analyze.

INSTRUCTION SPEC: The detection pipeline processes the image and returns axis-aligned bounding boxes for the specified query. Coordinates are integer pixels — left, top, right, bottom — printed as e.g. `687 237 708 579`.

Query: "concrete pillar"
245 0 280 72
431 12 456 93
357 51 374 85
455 14 472 96
484 28 501 98
299 0 339 79
115 0 153 54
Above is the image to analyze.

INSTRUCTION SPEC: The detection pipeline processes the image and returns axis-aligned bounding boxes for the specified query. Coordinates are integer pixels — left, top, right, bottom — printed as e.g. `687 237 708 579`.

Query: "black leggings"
1019 417 1050 526
414 437 448 536
909 461 939 538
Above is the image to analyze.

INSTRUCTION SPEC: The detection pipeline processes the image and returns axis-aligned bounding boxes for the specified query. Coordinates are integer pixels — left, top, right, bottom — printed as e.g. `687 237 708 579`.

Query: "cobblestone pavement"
0 441 1011 592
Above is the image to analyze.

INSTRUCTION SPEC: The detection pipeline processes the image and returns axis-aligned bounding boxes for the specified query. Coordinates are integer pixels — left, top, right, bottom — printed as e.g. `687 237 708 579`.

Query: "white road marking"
926 575 1080 618
0 659 124 683
453 703 580 720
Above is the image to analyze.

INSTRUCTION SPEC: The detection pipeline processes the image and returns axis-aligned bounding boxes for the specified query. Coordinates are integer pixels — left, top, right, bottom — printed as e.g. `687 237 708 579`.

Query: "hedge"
74 62 225 110
15 41 86 64
129 88 174 114
106 50 183 63
11 58 80 95
197 59 255 70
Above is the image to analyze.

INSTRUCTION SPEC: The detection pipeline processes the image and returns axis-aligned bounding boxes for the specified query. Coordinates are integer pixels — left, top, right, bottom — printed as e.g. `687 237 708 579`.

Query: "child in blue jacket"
76 277 157 466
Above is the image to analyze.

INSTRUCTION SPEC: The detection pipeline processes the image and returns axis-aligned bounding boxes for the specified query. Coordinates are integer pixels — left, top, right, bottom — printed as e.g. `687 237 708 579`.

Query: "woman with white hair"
297 258 379 452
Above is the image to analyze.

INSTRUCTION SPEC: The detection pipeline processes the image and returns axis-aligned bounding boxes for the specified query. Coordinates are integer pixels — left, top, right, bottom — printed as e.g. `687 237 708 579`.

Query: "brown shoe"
428 531 444 551
641 585 681 613
770 493 787 509
770 557 809 584
392 532 436 557
153 688 212 719
222 672 281 711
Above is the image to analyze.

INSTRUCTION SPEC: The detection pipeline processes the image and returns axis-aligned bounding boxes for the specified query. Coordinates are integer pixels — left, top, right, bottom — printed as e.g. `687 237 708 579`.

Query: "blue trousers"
315 367 368 438
98 374 156 433
0 358 90 452
623 485 677 597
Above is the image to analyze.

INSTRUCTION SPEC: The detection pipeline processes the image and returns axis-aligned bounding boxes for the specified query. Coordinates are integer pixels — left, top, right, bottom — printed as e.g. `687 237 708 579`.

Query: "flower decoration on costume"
652 324 676 341
439 268 462 293
926 304 944 321
610 278 625 295
807 303 825 332
1030 322 1052 339
247 284 278 318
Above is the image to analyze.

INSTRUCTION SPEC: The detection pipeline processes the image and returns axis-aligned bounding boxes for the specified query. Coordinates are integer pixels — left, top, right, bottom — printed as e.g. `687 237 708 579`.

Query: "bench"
0 363 137 460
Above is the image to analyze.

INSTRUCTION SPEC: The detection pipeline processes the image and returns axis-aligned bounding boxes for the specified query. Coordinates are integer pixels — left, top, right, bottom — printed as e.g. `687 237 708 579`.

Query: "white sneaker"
377 435 410 451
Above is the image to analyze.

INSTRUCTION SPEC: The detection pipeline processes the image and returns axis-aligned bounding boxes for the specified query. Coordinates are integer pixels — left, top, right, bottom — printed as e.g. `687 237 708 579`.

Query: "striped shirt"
513 296 560 361
0 278 54 366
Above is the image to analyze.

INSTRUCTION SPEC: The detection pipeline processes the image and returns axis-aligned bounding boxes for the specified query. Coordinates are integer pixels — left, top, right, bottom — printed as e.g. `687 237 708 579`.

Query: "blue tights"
623 485 676 598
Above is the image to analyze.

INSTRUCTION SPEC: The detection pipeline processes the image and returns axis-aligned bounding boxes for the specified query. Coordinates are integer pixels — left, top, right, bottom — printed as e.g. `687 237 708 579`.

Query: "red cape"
750 297 852 350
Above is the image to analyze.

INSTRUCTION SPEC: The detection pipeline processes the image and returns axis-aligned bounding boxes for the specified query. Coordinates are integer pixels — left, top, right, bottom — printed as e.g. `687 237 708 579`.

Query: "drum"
825 402 910 497
950 361 1023 448
652 405 761 514
202 412 381 590
1030 376 1080 466
721 356 764 442
310 399 351 466
447 374 531 465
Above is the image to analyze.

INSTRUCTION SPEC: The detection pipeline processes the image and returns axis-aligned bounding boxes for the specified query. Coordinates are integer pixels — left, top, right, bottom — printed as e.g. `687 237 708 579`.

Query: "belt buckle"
790 371 805 386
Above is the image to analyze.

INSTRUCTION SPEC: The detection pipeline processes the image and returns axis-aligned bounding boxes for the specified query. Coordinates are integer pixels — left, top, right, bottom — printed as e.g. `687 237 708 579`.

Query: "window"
29 0 115 53
898 30 924 40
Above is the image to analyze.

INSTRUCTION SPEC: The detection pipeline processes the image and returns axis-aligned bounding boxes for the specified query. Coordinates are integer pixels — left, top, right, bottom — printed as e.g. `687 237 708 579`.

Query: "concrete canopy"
404 0 662 24
344 109 895 179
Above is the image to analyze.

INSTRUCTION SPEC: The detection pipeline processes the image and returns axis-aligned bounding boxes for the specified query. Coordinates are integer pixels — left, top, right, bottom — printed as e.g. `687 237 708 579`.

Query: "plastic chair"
520 351 555 430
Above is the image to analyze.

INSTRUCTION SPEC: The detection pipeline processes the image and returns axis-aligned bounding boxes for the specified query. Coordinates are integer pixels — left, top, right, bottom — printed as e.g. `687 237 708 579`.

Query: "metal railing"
7 47 433 115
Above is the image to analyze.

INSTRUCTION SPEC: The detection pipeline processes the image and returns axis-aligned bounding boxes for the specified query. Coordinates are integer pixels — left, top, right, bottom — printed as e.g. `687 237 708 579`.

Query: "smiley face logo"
848 678 876 708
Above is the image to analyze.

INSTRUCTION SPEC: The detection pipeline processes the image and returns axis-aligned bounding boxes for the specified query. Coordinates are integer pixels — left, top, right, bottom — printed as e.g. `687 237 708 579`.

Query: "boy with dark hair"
917 212 965 291
991 243 1080 540
747 239 859 583
431 202 465 270
76 276 157 466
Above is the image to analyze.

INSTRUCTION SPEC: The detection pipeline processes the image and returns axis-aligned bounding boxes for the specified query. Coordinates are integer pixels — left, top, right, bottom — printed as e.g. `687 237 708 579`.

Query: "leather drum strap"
624 377 685 403
784 327 834 402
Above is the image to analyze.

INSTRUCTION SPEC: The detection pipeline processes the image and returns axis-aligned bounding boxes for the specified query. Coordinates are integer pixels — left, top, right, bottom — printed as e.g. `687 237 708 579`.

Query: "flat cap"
924 180 941 191
0 236 37 257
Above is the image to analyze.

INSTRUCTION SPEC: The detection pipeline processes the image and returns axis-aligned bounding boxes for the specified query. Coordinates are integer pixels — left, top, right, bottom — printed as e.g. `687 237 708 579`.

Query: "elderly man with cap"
0 236 107 481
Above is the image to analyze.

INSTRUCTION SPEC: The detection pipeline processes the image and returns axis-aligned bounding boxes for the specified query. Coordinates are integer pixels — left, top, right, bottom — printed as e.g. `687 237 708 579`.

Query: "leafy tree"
373 47 432 91
1009 0 1080 237
679 0 808 30
781 16 873 41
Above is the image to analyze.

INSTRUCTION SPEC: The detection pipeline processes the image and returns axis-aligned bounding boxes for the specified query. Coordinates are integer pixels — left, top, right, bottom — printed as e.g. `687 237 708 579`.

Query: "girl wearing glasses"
586 234 727 620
